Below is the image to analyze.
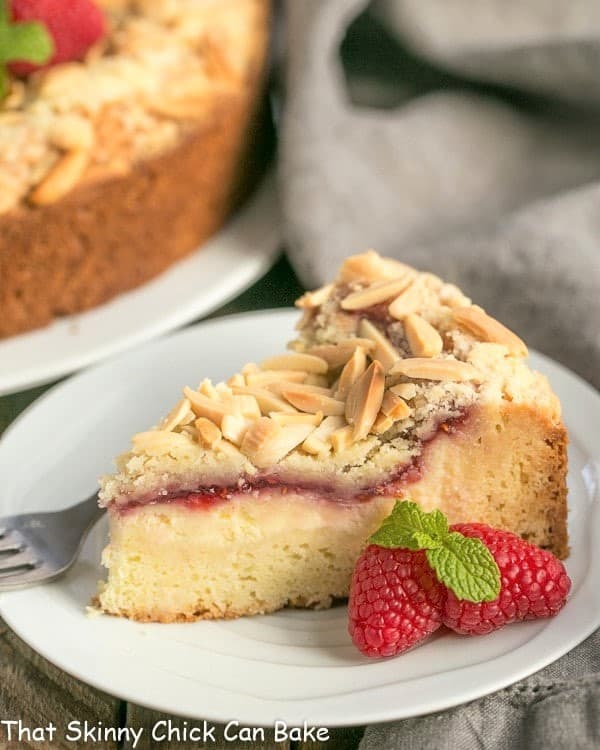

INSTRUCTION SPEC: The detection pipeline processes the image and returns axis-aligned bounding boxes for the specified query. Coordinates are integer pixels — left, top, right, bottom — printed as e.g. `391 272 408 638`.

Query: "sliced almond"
29 149 89 206
304 373 330 387
453 306 528 356
404 313 443 357
341 277 415 311
267 381 331 397
245 370 307 387
295 308 315 330
183 387 228 423
269 411 323 426
198 379 219 400
227 373 246 388
381 391 412 420
159 398 193 432
195 417 222 448
330 425 355 453
221 414 249 447
241 363 260 375
371 413 395 435
334 346 368 399
338 250 414 283
281 387 345 416
345 361 385 440
389 358 482 382
358 319 401 372
232 386 297 415
230 395 261 419
389 383 417 400
261 353 328 374
295 283 334 309
308 338 375 368
388 280 425 320
302 415 346 455
131 430 192 455
241 418 314 468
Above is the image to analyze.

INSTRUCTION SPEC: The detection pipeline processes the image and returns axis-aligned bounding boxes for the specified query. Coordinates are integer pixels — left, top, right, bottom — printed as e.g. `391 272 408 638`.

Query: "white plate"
0 174 280 397
0 310 599 727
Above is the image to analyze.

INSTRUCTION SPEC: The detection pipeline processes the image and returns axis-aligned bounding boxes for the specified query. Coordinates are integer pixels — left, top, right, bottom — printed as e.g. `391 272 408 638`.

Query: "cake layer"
98 492 396 622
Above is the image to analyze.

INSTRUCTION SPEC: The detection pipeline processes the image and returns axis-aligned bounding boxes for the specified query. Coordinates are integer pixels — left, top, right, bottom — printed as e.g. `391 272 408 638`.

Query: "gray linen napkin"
279 1 600 746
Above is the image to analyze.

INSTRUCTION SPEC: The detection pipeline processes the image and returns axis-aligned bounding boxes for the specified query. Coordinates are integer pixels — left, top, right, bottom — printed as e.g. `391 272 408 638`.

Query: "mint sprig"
0 0 54 99
369 500 501 602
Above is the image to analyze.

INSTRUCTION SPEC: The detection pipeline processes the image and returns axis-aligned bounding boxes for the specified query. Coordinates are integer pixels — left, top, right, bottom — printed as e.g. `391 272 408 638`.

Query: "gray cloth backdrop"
279 1 600 747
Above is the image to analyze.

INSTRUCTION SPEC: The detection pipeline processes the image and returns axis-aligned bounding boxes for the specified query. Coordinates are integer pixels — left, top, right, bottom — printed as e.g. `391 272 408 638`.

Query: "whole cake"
97 251 568 622
0 0 270 338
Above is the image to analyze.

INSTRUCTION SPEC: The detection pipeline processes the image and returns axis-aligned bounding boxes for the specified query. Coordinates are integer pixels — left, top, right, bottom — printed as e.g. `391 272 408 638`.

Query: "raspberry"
9 0 105 76
443 523 571 635
348 545 445 658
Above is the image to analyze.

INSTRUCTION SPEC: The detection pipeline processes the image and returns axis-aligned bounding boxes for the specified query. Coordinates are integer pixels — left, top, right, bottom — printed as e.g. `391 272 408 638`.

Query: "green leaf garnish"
0 0 54 99
369 500 501 603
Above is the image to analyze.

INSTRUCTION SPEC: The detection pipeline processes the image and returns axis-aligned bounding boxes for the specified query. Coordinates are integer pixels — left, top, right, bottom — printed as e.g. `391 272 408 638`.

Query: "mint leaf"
427 532 501 602
369 500 448 549
3 21 54 64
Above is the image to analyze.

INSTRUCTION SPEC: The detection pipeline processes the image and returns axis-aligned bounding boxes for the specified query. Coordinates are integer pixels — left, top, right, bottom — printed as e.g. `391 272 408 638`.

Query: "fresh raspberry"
443 523 571 635
9 0 106 76
348 545 445 658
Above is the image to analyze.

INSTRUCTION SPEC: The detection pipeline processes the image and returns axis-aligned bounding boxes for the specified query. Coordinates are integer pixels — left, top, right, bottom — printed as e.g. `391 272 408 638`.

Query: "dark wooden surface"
0 256 366 750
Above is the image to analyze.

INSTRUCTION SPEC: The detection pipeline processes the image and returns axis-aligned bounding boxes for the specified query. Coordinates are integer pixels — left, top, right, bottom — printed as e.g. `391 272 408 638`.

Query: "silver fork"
0 493 104 591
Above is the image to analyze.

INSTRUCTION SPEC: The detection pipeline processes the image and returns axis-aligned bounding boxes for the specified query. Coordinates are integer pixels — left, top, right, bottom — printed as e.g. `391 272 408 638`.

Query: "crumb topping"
0 0 267 213
100 251 560 505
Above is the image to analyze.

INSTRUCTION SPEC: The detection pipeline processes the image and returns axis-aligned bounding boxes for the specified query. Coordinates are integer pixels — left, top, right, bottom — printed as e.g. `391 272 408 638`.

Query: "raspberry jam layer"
111 412 470 516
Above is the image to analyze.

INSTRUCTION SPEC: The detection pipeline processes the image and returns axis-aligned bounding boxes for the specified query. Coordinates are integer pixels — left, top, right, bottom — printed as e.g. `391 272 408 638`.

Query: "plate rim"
0 174 280 397
1 309 599 727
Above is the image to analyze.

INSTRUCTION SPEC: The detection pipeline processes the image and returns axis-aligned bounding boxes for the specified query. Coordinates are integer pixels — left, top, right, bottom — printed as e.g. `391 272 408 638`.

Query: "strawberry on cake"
97 251 568 623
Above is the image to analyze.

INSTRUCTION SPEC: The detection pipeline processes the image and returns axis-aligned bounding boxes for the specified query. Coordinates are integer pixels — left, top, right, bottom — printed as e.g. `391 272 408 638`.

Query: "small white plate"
0 174 280 397
0 310 599 727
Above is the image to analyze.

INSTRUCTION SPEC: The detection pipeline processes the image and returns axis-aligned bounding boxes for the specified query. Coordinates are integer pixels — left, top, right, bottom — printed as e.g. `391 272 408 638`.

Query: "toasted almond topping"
159 398 194 432
242 363 260 375
29 149 89 206
381 391 412 420
334 346 368 399
389 358 482 382
267 381 331 397
404 313 444 357
198 379 219 400
453 306 528 356
308 338 375 368
269 411 323 426
388 280 425 319
281 387 346 416
358 319 401 372
301 415 346 455
241 418 314 468
304 373 331 387
195 417 222 448
295 308 315 330
345 361 385 440
389 383 417 400
150 96 207 119
261 353 328 374
215 382 233 399
227 373 246 388
230 395 261 419
338 250 414 283
131 430 193 455
246 370 307 387
329 425 355 453
371 413 395 435
295 283 334 309
221 414 249 447
183 387 228 423
341 277 415 311
232 386 297 415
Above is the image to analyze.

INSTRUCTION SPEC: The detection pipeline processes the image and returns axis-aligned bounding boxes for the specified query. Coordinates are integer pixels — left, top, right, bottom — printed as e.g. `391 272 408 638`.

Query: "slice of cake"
97 251 568 622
